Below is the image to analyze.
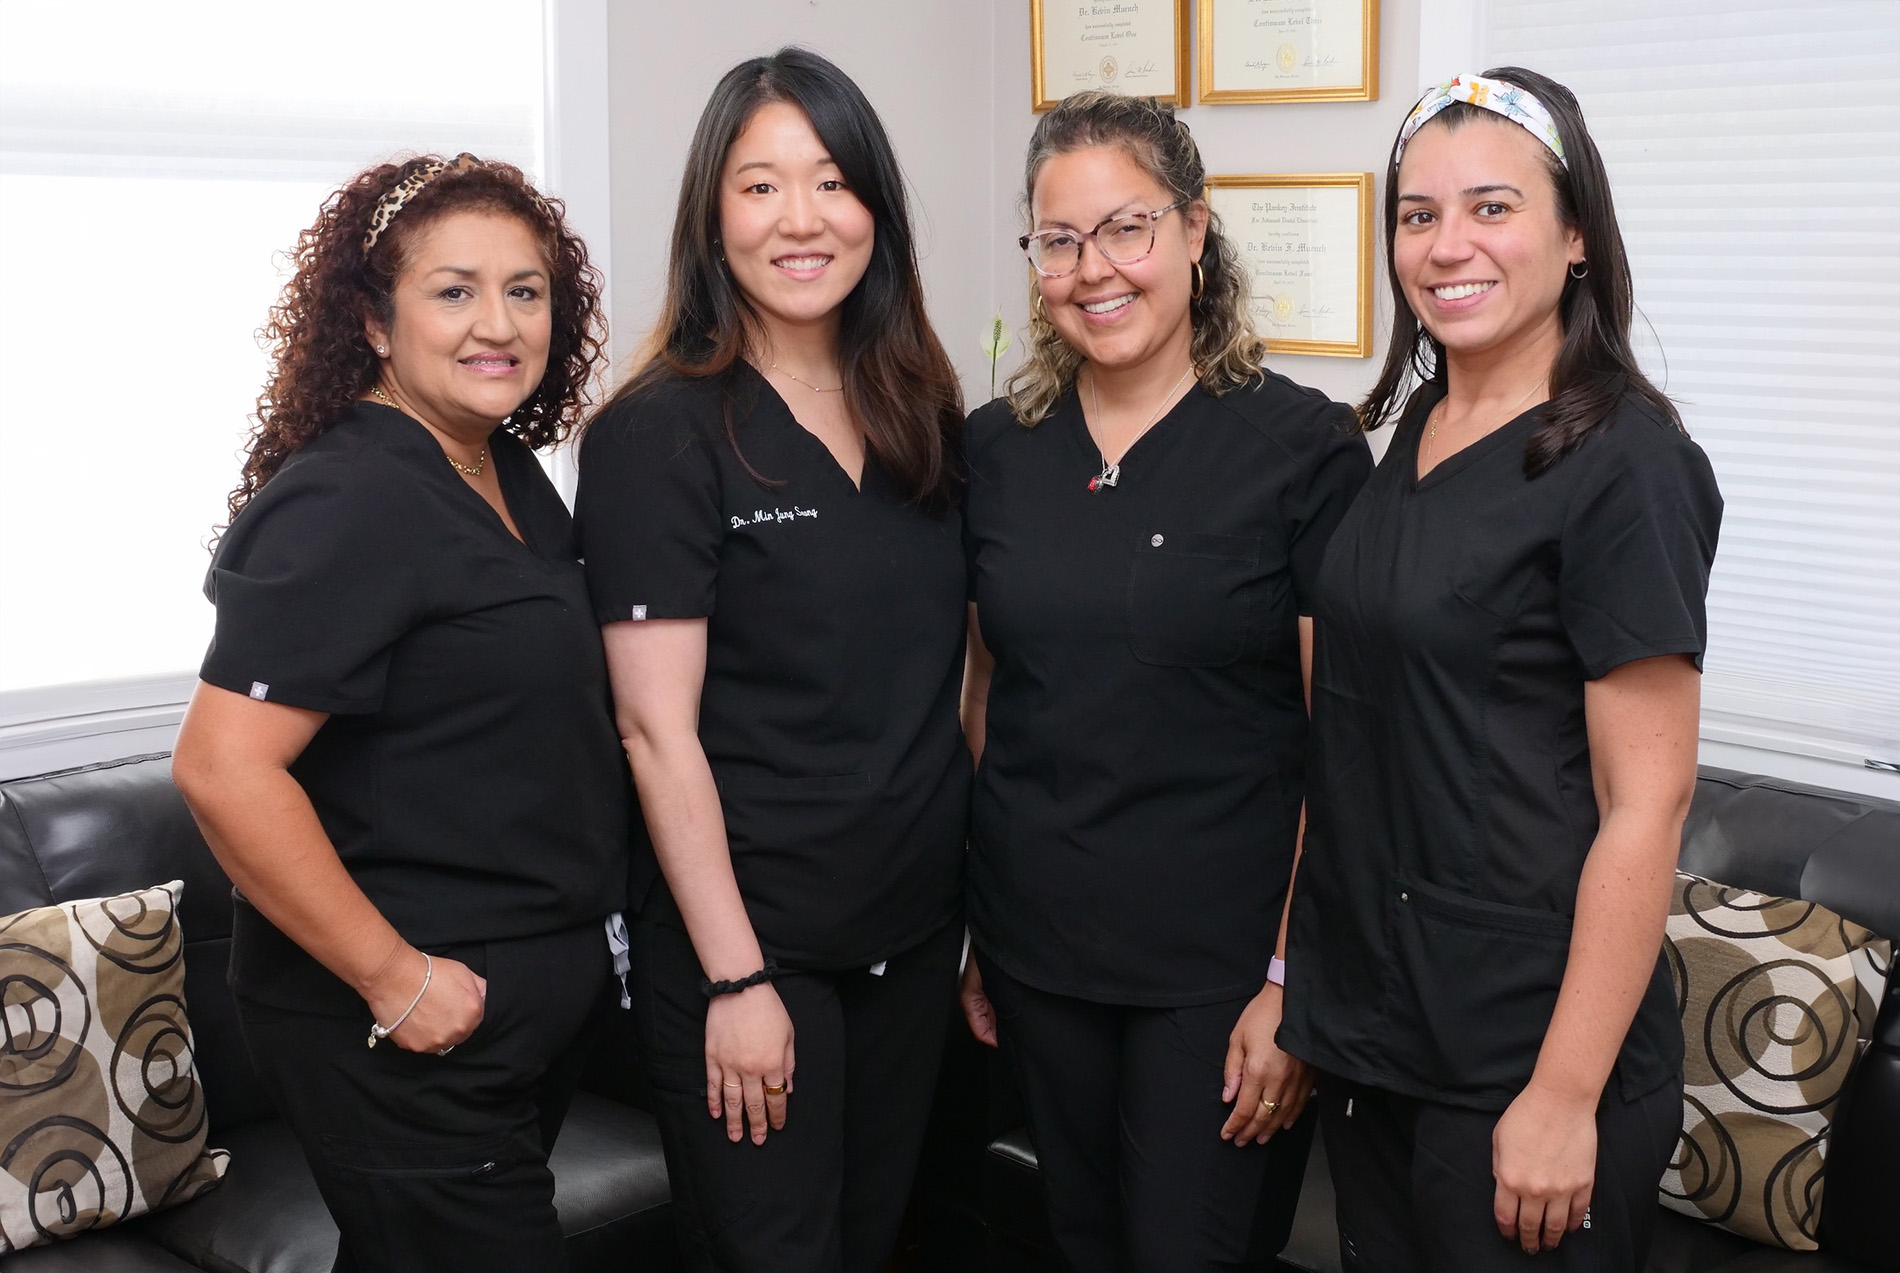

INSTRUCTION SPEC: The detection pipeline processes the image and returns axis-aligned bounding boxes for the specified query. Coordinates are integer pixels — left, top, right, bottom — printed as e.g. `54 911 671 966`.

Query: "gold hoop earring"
1191 261 1205 301
1032 290 1046 320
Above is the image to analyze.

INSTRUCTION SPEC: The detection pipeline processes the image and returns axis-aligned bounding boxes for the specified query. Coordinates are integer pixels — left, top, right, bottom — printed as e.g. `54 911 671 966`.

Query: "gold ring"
763 1081 787 1096
1258 1098 1279 1114
722 1080 742 1088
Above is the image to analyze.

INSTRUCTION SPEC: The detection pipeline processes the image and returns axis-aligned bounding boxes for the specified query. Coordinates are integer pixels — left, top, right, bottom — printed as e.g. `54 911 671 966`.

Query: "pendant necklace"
1422 380 1543 471
1085 364 1195 491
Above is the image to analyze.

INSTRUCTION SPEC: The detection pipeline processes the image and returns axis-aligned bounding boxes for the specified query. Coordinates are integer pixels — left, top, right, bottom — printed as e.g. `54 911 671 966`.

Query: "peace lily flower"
980 310 1012 399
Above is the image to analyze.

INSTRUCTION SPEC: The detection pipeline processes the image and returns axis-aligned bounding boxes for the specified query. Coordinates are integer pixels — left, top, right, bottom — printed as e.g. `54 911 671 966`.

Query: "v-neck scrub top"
200 403 631 947
574 367 971 971
1278 386 1723 1111
963 372 1371 1006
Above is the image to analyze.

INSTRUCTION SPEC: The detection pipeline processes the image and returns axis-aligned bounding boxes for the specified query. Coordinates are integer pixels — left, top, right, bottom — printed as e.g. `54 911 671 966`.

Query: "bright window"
1477 1 1900 777
0 0 547 692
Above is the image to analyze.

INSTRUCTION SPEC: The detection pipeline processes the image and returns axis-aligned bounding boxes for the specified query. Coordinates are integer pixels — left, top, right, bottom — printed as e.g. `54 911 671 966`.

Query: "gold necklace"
1085 363 1195 491
1423 381 1544 469
369 384 489 477
770 361 844 393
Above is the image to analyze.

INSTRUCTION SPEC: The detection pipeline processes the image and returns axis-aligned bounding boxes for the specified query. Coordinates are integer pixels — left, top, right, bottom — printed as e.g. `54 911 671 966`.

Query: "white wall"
603 1 1422 416
604 3 1006 407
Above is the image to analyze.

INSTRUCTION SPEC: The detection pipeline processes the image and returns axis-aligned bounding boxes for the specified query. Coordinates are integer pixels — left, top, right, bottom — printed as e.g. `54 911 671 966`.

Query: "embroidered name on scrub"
731 506 819 529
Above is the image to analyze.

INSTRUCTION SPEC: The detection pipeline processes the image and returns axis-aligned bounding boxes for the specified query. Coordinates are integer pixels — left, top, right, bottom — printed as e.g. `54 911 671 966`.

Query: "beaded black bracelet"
700 959 779 999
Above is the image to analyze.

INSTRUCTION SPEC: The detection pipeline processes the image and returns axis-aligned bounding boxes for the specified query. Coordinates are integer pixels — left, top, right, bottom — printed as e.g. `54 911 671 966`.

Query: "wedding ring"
763 1081 787 1096
723 1080 743 1088
1258 1098 1280 1114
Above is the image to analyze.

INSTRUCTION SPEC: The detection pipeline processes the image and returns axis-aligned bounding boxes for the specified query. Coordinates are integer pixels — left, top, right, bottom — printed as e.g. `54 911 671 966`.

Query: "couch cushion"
0 881 229 1253
0 1223 203 1271
1660 874 1889 1250
136 1094 674 1273
0 755 279 1136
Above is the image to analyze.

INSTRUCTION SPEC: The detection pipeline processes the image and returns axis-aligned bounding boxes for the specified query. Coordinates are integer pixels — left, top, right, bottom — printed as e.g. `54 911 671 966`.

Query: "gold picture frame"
1205 172 1374 357
1032 0 1192 113
1196 0 1380 105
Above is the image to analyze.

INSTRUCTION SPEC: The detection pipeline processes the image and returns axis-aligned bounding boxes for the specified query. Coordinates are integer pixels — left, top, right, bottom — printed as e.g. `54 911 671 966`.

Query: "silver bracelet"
367 952 432 1048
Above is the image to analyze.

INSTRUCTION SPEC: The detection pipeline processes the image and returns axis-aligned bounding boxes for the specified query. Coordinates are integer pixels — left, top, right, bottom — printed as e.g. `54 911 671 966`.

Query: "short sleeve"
200 459 421 714
575 389 724 625
1284 400 1372 615
1559 414 1723 679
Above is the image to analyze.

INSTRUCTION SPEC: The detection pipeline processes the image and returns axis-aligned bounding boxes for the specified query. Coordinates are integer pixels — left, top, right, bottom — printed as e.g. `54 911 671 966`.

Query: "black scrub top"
201 402 630 948
1278 386 1722 1111
574 366 970 971
964 372 1371 1006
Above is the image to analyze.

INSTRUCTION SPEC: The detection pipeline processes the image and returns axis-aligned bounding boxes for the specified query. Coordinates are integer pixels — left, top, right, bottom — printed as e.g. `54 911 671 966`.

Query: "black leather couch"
0 752 678 1273
917 768 1900 1273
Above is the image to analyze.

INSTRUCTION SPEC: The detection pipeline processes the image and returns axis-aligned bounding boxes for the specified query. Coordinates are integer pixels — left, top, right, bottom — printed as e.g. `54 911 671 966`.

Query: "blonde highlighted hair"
1004 91 1268 424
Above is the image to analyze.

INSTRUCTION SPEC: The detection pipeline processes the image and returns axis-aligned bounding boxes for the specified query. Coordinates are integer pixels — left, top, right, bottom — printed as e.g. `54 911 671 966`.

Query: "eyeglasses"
1018 201 1187 278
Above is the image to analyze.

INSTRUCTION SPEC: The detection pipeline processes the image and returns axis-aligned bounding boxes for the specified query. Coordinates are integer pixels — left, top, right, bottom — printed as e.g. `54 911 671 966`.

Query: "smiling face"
1030 144 1207 375
1393 116 1583 366
364 209 551 432
718 100 875 349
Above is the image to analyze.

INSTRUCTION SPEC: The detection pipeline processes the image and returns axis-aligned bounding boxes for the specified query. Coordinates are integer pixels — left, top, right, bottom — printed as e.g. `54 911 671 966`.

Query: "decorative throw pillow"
0 880 228 1252
1660 873 1891 1250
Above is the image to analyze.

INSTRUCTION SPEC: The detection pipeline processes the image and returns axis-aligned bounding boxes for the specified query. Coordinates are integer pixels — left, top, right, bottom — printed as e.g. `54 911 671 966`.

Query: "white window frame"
0 0 611 782
1414 0 1898 801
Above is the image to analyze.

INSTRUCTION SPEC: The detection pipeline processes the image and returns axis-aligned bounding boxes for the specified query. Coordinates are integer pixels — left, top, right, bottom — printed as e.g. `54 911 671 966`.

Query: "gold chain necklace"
1423 380 1544 469
369 384 489 477
769 361 844 393
1085 363 1195 491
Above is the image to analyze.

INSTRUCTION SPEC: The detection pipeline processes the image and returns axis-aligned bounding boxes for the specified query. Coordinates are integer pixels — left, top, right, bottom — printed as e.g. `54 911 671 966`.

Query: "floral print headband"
1395 74 1568 169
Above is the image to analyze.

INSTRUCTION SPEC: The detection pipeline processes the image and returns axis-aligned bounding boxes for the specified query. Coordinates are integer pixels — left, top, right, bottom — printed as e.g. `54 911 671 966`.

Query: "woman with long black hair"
1277 68 1723 1270
574 48 967 1273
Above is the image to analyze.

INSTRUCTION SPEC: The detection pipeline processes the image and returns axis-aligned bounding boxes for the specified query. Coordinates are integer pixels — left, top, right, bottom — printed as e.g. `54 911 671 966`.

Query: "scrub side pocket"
1126 533 1262 668
1384 875 1573 1103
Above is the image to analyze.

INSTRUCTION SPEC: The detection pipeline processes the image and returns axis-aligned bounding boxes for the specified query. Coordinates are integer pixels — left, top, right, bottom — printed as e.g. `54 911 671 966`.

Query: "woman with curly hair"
956 92 1371 1269
171 153 624 1272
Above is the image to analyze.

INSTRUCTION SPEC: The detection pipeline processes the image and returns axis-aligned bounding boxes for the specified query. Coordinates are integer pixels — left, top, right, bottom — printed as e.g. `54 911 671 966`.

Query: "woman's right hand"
366 947 486 1055
960 956 998 1047
704 984 797 1144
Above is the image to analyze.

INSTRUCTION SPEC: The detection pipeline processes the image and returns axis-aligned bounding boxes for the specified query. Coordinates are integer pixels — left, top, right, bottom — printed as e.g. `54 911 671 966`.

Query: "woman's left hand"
1492 1081 1597 1253
1220 982 1310 1146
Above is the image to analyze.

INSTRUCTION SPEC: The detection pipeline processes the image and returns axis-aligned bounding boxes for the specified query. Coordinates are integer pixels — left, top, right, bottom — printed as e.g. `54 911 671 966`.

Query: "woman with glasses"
957 91 1370 1269
574 49 967 1272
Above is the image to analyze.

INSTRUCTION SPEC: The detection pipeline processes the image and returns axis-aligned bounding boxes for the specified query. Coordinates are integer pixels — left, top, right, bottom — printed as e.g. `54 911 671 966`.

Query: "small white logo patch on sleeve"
868 961 888 977
630 605 648 621
248 682 269 701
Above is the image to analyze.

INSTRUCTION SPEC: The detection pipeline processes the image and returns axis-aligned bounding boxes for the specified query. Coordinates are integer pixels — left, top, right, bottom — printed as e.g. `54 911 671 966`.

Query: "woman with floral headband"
172 154 623 1271
1276 68 1722 1269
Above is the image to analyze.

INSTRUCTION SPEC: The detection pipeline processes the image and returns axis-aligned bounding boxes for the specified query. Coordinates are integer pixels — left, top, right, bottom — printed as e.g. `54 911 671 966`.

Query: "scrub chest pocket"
1126 532 1263 668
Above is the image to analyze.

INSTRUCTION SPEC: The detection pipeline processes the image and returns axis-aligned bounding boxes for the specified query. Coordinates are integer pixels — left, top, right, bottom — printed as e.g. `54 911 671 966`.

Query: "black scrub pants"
1316 1072 1683 1272
981 957 1315 1273
232 902 611 1273
628 909 962 1273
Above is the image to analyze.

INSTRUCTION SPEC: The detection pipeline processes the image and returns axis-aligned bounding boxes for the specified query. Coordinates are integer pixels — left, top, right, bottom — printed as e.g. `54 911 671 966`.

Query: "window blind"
1481 0 1900 771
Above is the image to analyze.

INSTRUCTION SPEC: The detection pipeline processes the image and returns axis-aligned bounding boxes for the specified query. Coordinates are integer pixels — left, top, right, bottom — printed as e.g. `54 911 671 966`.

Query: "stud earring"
376 345 387 355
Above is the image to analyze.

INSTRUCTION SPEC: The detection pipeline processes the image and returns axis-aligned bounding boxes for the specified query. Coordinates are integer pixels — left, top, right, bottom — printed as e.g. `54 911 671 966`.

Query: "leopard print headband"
360 153 553 252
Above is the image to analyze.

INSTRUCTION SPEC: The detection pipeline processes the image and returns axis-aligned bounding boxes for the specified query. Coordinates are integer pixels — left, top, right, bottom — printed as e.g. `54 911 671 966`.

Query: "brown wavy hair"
599 47 963 515
228 154 605 522
1005 91 1267 425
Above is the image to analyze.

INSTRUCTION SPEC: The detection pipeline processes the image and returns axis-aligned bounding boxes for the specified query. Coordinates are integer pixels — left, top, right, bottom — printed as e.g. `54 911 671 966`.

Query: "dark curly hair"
228 154 604 522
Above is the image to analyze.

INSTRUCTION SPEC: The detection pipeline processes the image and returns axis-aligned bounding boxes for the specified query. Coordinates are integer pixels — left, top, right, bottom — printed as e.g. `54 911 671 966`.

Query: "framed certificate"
1206 173 1373 357
1197 0 1379 104
1031 0 1191 112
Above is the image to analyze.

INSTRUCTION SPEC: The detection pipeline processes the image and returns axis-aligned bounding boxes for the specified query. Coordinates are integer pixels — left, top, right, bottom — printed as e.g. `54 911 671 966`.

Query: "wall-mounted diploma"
1206 173 1373 357
1032 0 1191 112
1197 0 1379 103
